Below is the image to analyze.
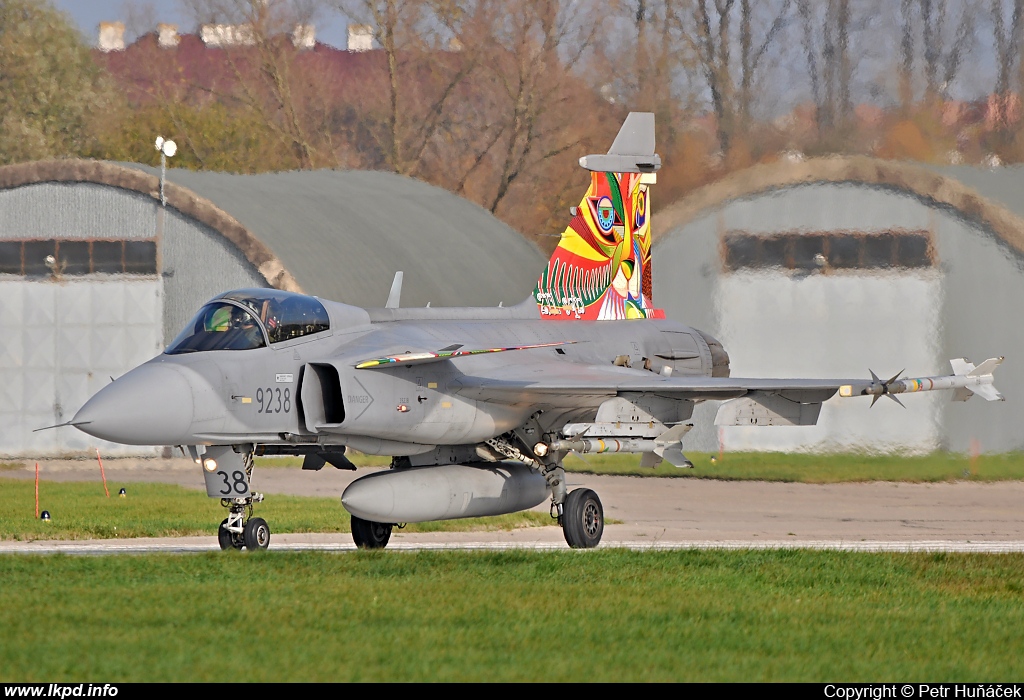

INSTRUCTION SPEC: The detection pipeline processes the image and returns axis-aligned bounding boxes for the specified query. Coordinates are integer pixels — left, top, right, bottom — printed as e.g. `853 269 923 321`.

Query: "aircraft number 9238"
255 387 291 414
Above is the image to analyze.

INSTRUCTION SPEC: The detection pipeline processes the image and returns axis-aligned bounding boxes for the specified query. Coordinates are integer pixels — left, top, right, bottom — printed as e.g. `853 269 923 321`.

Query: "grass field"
259 450 1024 482
560 450 1024 482
1 549 1022 682
0 478 551 541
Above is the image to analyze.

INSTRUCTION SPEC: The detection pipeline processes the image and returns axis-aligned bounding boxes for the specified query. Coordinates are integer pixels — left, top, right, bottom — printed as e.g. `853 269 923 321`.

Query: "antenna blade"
386 271 403 309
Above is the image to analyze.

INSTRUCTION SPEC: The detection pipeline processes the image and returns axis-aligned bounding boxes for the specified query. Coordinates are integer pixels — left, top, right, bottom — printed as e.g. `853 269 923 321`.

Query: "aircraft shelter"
653 157 1024 454
0 160 544 457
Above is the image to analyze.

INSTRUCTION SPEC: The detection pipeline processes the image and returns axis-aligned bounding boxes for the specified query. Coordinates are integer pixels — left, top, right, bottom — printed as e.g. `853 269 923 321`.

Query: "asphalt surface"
4 458 1024 553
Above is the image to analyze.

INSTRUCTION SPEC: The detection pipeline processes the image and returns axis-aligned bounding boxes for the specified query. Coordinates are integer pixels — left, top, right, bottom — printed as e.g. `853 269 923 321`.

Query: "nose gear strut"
193 446 271 551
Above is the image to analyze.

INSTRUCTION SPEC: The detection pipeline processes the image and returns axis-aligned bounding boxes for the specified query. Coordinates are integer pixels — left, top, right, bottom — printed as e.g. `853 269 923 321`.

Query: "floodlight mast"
154 136 177 206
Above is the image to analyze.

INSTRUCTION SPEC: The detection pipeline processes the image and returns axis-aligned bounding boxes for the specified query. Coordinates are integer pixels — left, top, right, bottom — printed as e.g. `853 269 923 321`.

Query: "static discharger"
840 357 1004 406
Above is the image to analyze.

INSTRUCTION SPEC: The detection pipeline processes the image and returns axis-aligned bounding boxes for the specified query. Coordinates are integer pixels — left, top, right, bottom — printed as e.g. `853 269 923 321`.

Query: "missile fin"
950 358 975 376
952 387 974 402
654 443 693 468
639 452 662 468
969 383 1005 402
969 356 1004 377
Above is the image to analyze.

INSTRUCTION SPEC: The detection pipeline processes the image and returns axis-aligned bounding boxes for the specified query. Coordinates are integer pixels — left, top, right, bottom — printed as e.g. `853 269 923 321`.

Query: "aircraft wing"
450 356 1004 407
450 360 850 404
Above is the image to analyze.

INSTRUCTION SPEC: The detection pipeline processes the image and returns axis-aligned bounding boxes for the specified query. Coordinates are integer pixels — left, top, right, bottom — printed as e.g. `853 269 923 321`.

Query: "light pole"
154 136 177 206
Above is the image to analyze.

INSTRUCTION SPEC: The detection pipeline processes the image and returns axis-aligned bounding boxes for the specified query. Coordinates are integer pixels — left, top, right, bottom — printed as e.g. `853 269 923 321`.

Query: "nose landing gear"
217 495 270 551
194 444 272 551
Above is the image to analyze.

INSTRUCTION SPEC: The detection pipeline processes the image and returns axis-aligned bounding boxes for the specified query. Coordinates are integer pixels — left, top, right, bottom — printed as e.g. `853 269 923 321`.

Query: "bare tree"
337 0 499 176
175 0 336 169
472 0 600 214
991 0 1024 98
684 0 792 156
891 0 975 114
797 0 854 136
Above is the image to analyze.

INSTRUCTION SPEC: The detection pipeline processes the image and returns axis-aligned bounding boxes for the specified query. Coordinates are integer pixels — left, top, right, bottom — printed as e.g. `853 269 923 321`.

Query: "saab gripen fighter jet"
63 113 1004 550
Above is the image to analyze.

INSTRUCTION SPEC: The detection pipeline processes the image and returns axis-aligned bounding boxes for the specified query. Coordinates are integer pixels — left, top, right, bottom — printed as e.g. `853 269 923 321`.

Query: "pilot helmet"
231 305 253 326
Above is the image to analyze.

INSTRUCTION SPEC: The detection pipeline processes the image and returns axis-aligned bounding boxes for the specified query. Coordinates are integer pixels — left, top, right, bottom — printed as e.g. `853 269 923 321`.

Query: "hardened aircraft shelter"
0 160 544 457
653 157 1024 454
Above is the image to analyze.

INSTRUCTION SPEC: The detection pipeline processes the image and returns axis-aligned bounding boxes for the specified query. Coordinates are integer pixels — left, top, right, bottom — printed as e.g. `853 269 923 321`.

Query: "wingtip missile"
842 357 1004 404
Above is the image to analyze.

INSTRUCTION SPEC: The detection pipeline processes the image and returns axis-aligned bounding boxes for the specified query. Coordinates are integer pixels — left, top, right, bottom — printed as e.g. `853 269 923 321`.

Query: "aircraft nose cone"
73 363 195 445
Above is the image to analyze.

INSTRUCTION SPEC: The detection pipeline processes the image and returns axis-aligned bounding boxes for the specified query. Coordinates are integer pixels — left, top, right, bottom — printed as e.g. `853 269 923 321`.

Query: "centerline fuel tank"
341 462 549 523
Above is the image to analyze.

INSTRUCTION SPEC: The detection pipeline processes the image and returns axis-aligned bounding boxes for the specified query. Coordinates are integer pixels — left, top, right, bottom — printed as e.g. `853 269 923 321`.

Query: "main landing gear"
541 462 604 548
560 488 604 549
350 515 393 549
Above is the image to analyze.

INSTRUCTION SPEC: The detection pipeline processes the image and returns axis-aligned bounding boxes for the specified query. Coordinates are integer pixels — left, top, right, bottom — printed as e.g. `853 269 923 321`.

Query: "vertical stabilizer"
535 113 664 320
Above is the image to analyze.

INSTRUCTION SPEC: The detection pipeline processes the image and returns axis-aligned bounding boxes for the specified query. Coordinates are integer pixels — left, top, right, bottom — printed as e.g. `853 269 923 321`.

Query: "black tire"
243 517 271 551
562 488 604 549
218 518 244 551
351 515 392 549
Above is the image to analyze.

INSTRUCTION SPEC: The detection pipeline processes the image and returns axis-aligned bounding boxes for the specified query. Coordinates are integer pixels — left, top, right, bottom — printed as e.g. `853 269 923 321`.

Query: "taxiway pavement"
3 458 1024 553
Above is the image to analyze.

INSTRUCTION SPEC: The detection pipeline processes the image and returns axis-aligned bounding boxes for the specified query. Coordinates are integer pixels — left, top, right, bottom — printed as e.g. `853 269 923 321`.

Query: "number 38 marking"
256 387 291 414
218 470 248 495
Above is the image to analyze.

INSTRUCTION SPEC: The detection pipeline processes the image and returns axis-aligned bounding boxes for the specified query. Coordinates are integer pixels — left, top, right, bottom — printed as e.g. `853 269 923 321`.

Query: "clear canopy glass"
166 290 331 355
166 302 266 354
220 289 330 344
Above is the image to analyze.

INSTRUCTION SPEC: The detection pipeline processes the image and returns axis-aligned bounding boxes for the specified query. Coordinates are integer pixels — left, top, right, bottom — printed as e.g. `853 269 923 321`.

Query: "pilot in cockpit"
231 305 263 347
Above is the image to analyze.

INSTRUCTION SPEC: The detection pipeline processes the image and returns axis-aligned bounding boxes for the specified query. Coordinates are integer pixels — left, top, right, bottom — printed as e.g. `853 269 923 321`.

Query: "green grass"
563 450 1024 482
0 478 552 541
255 453 392 468
1 549 1023 681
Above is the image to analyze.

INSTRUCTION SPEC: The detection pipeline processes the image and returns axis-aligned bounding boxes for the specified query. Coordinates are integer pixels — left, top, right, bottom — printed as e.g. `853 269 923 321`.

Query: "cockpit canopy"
166 289 330 354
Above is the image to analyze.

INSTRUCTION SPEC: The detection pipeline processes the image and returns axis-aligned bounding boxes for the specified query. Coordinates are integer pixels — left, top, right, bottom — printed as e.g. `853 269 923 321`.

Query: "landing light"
202 458 218 472
533 442 550 457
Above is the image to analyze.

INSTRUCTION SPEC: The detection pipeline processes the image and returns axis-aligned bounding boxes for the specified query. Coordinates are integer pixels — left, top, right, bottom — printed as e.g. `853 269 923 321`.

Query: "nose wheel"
217 502 270 551
218 518 243 550
243 517 271 550
202 447 270 551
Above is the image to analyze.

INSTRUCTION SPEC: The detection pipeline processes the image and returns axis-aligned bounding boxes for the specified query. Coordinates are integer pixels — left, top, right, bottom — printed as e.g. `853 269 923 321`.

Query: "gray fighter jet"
62 113 1004 550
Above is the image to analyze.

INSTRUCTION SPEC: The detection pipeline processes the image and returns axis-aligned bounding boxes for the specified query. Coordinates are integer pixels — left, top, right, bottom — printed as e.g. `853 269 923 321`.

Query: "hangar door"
0 279 163 457
716 227 942 453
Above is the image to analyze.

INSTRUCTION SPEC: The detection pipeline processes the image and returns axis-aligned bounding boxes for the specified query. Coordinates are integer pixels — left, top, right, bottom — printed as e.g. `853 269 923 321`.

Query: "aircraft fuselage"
72 297 727 452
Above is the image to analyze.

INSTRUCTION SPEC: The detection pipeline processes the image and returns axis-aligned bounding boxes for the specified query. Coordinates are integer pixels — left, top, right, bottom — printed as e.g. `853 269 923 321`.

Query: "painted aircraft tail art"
535 112 665 321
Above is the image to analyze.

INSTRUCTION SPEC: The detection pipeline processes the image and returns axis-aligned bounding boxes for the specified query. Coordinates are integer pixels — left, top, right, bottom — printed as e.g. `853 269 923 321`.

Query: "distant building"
97 21 125 52
157 23 180 49
0 161 544 457
653 157 1024 453
348 24 373 52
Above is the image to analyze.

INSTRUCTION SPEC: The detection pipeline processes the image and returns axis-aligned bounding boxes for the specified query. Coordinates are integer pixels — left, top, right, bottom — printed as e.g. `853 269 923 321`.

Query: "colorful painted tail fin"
535 112 664 320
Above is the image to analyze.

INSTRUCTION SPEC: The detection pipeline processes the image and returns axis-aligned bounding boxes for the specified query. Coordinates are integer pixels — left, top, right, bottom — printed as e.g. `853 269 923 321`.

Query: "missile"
839 357 1004 404
548 437 660 454
341 462 549 523
536 423 694 468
